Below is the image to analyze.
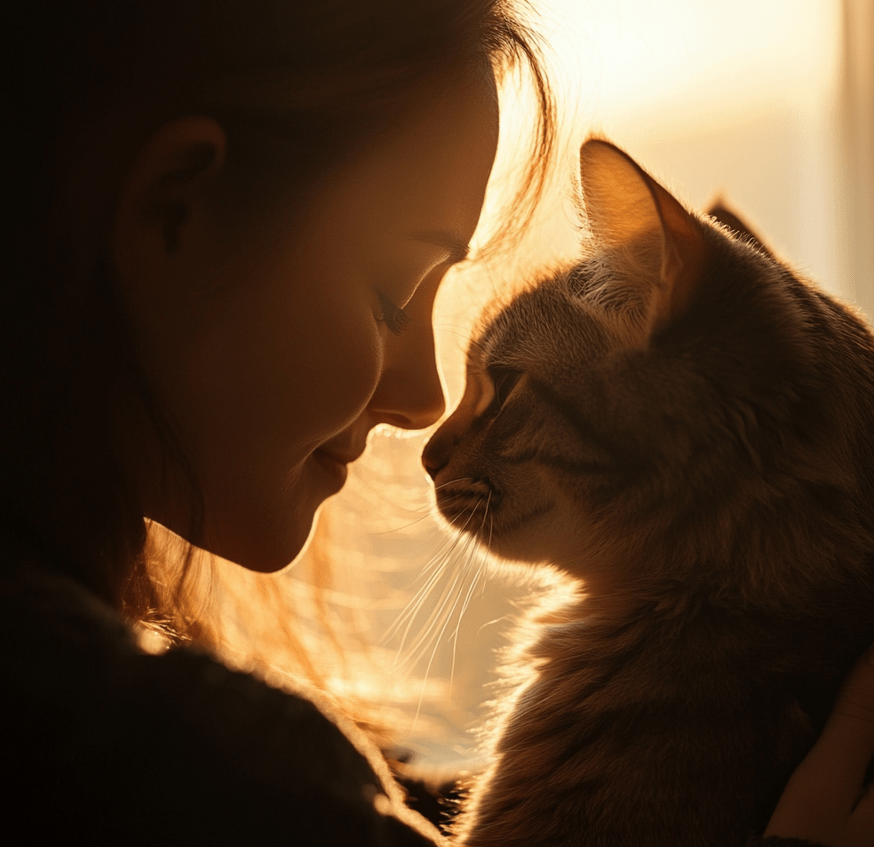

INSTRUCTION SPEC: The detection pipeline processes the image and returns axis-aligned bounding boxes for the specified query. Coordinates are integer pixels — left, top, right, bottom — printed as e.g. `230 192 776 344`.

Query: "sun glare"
491 0 847 304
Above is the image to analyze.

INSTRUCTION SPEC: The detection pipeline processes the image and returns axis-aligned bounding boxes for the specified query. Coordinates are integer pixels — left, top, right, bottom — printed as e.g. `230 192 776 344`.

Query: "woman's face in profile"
120 64 499 572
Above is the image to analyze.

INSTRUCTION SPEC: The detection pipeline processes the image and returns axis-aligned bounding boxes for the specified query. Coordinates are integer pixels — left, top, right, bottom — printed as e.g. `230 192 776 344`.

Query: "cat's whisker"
402 551 470 670
448 547 485 693
373 507 443 535
394 503 490 683
433 477 476 493
384 567 448 658
456 496 486 535
482 512 495 598
413 537 480 724
385 511 480 667
382 528 468 654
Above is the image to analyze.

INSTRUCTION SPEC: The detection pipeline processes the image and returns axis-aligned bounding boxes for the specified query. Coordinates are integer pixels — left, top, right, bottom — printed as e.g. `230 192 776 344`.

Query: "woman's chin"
190 499 321 574
161 456 348 573
228 519 320 574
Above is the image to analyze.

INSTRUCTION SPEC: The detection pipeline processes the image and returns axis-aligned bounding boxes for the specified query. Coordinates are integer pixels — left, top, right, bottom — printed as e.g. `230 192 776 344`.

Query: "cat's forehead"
472 270 613 367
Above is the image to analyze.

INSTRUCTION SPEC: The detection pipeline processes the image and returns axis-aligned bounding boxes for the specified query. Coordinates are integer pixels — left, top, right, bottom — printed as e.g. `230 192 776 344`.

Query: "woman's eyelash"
376 290 411 336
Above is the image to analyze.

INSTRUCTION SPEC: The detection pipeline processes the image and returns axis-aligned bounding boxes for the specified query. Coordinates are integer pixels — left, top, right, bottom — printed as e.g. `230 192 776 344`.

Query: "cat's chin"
474 508 607 585
483 540 590 574
439 517 556 563
473 506 585 565
435 480 597 570
477 537 554 565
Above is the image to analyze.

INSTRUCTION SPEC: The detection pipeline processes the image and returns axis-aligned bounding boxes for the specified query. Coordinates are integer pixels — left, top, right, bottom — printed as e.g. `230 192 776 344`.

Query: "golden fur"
424 139 874 846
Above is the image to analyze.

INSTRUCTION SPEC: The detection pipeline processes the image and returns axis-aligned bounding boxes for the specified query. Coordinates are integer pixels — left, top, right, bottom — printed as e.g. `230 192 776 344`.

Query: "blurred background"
295 0 874 776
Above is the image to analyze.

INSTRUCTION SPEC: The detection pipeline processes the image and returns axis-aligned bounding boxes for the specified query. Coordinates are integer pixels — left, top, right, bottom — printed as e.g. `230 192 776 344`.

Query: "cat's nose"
422 427 453 480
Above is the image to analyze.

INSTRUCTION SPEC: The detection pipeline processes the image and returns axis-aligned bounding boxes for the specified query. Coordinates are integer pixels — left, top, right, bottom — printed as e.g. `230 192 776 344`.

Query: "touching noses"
421 423 453 480
367 317 446 431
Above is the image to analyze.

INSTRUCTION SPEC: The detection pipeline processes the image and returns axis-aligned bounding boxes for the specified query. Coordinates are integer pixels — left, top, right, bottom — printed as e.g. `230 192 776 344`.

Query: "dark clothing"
1 564 827 846
2 565 439 845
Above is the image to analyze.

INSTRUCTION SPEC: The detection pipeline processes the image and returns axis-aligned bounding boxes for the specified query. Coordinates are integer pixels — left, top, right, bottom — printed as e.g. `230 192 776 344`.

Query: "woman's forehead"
308 65 499 251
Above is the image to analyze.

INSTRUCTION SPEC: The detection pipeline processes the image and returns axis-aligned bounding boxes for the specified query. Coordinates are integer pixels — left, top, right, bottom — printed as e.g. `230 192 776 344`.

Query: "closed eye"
375 290 411 335
485 365 522 415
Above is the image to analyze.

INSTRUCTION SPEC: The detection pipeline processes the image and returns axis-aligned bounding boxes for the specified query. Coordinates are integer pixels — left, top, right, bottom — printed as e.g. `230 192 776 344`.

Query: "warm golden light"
503 0 847 303
300 0 872 771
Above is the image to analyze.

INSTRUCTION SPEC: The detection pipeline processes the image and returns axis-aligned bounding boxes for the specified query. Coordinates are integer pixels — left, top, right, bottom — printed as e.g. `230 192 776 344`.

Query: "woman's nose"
367 317 446 431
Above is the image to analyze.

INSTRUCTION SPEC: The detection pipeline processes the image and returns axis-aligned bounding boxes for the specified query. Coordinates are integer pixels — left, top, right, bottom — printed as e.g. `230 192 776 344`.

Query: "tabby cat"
422 139 874 846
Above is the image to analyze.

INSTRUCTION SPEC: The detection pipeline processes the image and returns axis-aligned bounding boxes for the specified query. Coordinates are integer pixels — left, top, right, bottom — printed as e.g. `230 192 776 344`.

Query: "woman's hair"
2 0 554 631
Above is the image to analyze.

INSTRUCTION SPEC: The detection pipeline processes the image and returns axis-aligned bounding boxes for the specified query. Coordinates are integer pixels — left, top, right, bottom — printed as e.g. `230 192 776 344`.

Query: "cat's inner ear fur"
578 138 708 343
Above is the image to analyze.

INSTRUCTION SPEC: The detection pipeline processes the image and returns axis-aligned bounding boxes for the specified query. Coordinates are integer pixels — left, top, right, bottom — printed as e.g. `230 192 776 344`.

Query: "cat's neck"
548 566 675 625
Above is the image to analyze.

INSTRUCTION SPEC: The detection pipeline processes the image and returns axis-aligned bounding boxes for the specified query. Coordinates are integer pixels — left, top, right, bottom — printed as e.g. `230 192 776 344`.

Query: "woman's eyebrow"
409 230 471 264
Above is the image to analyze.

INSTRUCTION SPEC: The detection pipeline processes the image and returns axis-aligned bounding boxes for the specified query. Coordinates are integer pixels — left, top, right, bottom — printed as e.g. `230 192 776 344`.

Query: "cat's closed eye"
485 365 522 415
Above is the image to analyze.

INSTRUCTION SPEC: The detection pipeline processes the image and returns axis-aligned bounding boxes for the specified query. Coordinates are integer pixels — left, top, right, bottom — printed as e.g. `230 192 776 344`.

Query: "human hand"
764 646 874 847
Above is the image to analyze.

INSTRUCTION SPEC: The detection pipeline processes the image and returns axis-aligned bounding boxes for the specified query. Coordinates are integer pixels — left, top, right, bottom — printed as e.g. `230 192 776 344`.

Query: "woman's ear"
112 116 227 284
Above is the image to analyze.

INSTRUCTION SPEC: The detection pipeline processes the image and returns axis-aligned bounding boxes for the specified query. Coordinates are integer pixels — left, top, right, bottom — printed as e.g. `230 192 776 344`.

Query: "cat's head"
423 139 874 605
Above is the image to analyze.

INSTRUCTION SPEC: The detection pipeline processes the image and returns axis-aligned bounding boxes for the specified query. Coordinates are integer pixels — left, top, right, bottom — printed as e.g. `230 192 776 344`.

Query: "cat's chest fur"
423 139 874 846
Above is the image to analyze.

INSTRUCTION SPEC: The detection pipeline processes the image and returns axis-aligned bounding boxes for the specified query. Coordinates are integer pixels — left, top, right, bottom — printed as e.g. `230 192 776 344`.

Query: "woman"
2 1 871 844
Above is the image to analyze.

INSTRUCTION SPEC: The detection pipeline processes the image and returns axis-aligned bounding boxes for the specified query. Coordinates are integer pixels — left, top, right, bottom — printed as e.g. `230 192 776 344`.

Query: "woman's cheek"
313 314 385 432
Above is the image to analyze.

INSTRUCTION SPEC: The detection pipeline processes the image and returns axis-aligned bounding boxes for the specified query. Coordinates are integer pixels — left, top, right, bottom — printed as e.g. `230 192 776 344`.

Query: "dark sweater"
2 565 440 845
0 564 828 846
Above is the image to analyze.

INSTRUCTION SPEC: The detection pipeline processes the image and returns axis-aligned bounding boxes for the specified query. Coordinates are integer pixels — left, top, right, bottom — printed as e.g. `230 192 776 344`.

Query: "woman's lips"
316 436 367 465
311 445 364 492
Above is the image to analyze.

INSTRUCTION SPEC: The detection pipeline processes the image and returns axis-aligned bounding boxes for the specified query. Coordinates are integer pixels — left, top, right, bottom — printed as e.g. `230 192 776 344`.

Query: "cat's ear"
578 138 707 337
707 202 774 258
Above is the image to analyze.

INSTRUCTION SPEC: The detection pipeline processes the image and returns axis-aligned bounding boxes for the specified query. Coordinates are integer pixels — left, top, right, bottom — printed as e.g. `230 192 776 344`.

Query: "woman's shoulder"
1 563 441 845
